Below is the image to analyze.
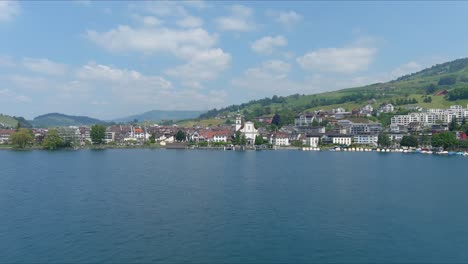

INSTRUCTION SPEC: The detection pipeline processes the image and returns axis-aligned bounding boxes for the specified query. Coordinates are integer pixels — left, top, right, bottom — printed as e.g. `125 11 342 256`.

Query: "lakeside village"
2 103 468 156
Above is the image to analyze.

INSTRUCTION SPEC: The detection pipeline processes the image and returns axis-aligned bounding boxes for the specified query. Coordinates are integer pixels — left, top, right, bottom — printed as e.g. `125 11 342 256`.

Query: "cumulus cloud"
0 1 20 22
177 15 203 28
215 5 256 32
86 21 231 88
251 35 287 55
86 25 217 58
231 60 304 96
22 58 68 76
268 10 303 28
132 15 163 26
165 48 231 87
297 46 377 74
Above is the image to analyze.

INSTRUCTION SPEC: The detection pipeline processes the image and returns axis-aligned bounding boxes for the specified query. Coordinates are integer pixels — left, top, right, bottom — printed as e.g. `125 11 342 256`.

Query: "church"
235 111 259 145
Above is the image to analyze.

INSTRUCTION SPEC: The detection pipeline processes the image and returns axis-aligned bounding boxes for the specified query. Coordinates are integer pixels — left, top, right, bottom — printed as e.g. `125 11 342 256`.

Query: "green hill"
200 58 468 123
31 113 108 128
0 114 18 128
0 114 32 128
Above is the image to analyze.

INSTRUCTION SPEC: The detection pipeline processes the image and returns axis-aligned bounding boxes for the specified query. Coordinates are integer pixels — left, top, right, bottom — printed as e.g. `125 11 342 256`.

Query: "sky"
1 1 468 119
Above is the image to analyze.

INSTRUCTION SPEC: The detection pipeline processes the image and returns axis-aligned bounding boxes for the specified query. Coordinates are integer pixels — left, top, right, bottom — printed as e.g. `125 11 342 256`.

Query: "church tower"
235 110 242 131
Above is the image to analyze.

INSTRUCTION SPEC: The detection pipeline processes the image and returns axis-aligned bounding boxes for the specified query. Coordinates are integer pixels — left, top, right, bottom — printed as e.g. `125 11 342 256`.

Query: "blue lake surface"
1 149 468 263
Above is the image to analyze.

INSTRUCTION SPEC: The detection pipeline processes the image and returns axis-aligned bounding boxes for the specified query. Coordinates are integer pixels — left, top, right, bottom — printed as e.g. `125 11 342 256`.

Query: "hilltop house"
294 112 322 126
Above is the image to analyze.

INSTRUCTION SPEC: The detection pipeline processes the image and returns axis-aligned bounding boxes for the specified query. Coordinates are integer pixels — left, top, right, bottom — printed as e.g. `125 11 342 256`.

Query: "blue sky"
1 1 468 119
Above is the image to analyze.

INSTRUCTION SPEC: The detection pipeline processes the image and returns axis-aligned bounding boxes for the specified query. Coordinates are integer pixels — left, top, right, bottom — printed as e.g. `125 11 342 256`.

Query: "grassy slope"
199 58 468 121
0 115 18 127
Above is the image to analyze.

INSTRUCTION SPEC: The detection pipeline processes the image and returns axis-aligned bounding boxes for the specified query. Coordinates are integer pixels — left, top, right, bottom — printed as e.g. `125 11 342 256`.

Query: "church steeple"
235 109 242 131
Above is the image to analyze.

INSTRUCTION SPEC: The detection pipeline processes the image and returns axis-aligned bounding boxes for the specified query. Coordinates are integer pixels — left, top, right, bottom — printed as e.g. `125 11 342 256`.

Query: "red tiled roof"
0 129 15 135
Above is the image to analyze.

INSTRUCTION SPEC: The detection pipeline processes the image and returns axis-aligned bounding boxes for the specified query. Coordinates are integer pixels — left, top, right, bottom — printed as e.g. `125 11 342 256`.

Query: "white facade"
332 137 352 146
305 136 320 147
294 113 321 126
271 137 290 146
353 134 378 146
105 132 115 143
240 121 259 142
392 105 468 126
213 135 228 142
379 104 394 113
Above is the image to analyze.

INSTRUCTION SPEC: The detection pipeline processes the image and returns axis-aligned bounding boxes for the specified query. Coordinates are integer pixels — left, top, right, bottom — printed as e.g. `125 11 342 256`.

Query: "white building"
353 134 378 146
305 136 320 147
378 104 394 113
294 113 322 126
270 133 290 146
331 136 352 146
236 112 259 145
105 132 115 143
392 105 468 126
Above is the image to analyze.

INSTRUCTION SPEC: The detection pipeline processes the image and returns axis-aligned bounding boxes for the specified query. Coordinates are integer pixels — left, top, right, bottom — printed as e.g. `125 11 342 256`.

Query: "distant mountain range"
30 113 108 128
112 110 205 123
0 110 207 128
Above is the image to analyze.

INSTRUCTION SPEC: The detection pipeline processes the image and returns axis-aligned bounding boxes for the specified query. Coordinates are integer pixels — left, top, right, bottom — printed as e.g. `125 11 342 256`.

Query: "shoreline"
1 144 468 156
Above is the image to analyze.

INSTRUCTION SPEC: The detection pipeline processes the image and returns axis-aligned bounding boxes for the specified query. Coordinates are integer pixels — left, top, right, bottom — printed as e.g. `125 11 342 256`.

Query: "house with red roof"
0 129 15 144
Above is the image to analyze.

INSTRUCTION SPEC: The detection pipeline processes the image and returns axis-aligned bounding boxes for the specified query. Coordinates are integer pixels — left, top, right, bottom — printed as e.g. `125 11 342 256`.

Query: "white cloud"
0 1 20 22
22 58 68 76
141 1 188 17
0 55 16 67
0 89 31 103
297 46 377 74
3 75 56 92
86 25 217 57
251 35 287 55
165 48 231 86
215 5 256 32
231 60 303 96
273 11 303 28
76 63 172 90
177 15 203 28
133 15 163 27
245 60 291 79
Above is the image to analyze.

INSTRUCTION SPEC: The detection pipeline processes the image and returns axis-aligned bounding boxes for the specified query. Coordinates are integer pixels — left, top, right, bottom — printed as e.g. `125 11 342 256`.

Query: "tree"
254 135 264 145
10 128 33 148
175 130 186 142
271 113 281 126
400 135 419 148
377 133 391 148
432 131 457 150
232 131 241 145
90 125 106 144
426 83 437 94
42 129 64 150
240 134 247 145
449 117 459 131
149 133 156 144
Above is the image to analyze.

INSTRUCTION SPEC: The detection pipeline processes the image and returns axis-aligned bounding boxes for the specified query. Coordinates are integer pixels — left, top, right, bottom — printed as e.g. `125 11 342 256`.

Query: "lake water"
1 149 468 263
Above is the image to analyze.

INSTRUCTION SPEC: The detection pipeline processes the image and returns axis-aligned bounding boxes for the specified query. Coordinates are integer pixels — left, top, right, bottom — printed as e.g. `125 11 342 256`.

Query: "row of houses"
391 105 468 126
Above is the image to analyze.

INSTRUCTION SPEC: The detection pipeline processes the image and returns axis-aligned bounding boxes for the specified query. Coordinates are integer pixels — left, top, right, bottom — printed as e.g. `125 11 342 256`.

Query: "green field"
0 115 18 127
